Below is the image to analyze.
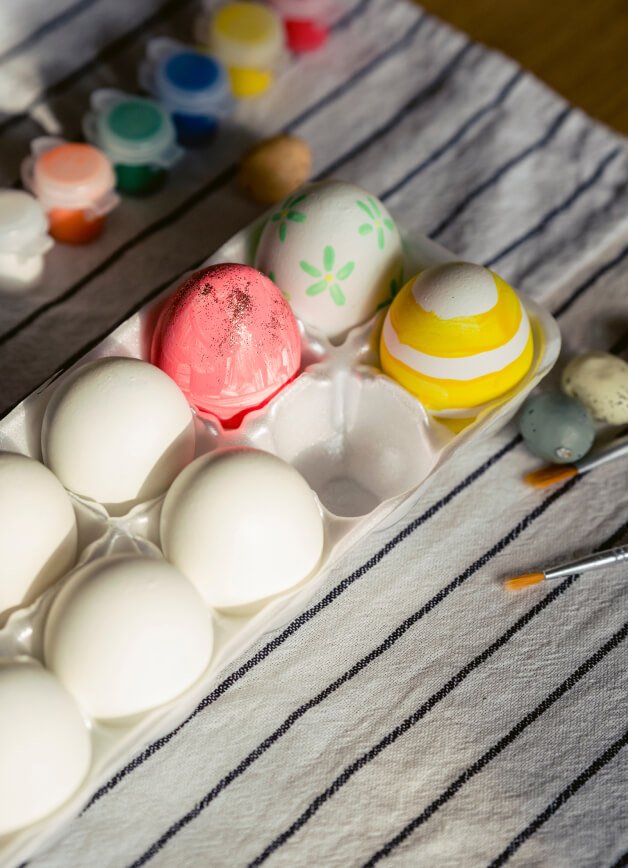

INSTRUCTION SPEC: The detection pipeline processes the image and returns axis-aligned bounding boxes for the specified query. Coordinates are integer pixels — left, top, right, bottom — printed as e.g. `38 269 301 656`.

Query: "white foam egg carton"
0 217 560 867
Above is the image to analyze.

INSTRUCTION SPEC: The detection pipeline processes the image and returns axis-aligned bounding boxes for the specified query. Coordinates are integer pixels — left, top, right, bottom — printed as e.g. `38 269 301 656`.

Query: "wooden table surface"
418 0 628 135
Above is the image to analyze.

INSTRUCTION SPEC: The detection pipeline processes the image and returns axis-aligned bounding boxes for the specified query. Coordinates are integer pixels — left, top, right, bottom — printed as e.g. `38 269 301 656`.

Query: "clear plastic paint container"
83 90 183 196
267 0 332 52
205 2 285 99
140 38 233 147
21 138 119 245
0 190 53 290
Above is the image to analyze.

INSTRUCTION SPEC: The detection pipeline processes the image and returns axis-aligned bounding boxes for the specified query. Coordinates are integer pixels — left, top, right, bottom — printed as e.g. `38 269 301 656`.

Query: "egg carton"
0 217 560 867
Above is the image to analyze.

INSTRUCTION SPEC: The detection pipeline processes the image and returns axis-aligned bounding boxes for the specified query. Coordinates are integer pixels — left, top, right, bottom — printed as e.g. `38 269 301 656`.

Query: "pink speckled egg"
151 263 301 425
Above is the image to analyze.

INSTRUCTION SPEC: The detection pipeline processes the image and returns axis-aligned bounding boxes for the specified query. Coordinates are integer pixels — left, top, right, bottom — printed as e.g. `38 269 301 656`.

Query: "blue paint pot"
140 38 233 147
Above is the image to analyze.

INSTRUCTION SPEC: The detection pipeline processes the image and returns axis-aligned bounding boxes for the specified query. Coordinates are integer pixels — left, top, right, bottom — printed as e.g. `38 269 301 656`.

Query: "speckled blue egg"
518 392 595 463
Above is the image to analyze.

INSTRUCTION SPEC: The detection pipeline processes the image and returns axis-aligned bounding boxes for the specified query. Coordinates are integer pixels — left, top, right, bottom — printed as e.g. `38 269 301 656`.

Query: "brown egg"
238 134 312 205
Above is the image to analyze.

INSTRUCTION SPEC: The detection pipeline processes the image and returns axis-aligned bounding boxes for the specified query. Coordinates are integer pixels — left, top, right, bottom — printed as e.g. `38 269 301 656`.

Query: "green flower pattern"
300 245 355 307
271 193 307 242
357 196 394 250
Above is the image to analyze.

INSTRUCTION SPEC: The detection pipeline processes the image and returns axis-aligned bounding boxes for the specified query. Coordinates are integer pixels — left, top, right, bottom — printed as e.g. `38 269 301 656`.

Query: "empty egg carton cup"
0 213 560 866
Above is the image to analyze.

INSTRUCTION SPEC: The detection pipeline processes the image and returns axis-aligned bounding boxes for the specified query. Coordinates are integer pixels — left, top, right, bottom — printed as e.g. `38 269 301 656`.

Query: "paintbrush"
524 432 628 489
504 545 628 591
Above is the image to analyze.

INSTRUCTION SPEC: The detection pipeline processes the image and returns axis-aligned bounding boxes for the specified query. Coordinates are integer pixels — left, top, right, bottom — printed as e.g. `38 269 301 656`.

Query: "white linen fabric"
0 0 626 865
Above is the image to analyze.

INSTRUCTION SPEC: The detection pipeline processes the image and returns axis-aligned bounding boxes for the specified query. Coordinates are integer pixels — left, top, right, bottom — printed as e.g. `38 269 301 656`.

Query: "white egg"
0 660 90 836
0 452 77 623
44 555 213 719
254 180 403 341
42 357 196 513
161 448 325 609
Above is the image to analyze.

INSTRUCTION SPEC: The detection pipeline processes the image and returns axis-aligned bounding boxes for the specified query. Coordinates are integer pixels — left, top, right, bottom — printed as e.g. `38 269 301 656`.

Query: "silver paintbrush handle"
545 544 628 581
576 433 628 473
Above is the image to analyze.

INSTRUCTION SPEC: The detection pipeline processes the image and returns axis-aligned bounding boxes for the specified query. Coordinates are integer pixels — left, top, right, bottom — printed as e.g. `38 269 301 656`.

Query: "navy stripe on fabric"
429 106 572 239
609 851 628 868
85 435 521 812
129 488 628 868
378 70 524 202
285 13 429 134
319 40 476 179
0 2 426 348
487 730 628 868
0 0 102 68
256 619 628 867
485 147 621 267
553 239 628 318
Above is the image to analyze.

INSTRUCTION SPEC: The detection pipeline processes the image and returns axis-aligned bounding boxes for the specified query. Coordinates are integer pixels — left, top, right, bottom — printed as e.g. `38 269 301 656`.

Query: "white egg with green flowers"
254 180 403 340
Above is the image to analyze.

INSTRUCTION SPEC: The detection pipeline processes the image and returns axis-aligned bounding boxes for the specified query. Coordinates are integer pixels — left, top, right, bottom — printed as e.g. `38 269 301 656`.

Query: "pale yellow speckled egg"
561 352 628 424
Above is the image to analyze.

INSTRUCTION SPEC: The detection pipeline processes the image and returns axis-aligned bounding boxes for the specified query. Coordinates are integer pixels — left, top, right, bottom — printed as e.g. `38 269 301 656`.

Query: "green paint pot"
114 163 166 196
83 90 183 196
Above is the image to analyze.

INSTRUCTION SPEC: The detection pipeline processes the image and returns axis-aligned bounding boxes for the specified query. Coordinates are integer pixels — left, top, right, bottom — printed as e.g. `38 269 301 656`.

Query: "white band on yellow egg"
382 305 530 380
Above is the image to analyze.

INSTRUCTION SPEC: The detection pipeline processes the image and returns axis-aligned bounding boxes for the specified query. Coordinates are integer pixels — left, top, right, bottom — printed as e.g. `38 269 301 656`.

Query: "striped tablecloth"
1 0 627 865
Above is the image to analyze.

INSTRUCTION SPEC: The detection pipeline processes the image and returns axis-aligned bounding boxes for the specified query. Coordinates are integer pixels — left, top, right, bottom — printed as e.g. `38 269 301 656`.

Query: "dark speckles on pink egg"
151 264 301 425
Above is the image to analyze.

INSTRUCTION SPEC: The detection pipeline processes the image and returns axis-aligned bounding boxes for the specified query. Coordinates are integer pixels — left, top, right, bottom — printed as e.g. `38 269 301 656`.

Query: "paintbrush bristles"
504 572 545 591
524 465 578 488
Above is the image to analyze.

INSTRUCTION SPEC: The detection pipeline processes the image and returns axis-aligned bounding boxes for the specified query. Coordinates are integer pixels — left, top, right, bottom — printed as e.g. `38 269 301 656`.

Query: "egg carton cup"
0 218 560 866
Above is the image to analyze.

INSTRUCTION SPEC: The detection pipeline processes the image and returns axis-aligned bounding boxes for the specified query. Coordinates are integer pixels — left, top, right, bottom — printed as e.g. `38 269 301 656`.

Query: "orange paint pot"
46 209 106 245
22 139 119 245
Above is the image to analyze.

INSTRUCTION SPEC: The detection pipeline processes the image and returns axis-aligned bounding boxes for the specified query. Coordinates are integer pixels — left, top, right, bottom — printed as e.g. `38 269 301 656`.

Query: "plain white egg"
0 660 91 836
44 555 213 719
0 452 77 622
255 180 403 341
160 448 325 609
41 357 196 513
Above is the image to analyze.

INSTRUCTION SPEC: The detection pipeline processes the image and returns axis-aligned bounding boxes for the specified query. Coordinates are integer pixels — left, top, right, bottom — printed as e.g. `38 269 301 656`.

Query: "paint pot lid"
85 92 182 167
28 141 118 213
209 2 285 69
150 43 233 116
0 190 52 256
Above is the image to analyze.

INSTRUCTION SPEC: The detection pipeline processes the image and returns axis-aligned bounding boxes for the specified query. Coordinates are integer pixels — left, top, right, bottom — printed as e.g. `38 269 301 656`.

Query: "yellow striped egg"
380 262 533 415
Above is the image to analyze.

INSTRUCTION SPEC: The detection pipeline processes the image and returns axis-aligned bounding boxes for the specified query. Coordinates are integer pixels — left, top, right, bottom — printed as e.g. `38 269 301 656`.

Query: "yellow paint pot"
208 2 284 98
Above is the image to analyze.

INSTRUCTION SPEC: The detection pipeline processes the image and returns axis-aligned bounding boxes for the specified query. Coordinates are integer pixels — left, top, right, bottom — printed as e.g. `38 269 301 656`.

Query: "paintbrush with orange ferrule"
524 432 628 489
504 545 628 591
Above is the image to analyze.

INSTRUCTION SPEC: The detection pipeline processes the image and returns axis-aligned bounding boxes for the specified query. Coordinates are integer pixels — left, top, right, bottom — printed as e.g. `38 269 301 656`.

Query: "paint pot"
22 138 119 245
83 90 183 196
205 2 285 99
140 38 233 147
267 0 331 52
0 190 53 290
